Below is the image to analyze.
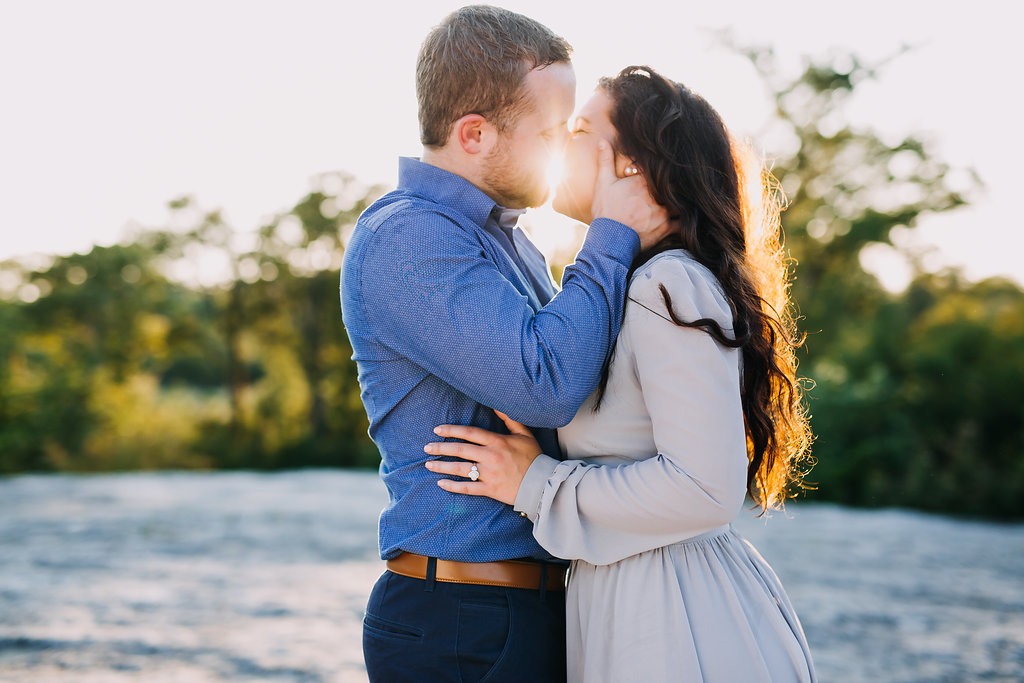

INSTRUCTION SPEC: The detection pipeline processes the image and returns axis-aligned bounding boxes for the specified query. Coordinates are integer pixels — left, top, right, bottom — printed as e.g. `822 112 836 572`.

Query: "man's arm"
361 210 638 428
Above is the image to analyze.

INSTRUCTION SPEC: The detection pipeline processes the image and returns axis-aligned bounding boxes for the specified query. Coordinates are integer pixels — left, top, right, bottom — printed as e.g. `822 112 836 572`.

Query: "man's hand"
591 140 673 250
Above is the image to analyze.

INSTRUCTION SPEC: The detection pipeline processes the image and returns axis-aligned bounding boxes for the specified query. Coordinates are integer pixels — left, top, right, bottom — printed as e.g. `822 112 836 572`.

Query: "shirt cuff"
513 453 561 522
584 217 641 266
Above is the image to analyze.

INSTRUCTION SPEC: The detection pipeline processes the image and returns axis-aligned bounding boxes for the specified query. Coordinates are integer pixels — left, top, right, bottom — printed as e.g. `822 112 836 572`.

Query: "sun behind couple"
342 5 815 682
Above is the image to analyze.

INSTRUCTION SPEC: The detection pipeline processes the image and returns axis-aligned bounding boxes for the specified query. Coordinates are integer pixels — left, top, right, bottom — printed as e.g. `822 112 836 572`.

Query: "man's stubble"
482 135 549 210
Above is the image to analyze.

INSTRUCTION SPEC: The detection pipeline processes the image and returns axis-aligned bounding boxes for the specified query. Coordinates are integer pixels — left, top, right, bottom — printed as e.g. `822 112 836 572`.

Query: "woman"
424 66 816 682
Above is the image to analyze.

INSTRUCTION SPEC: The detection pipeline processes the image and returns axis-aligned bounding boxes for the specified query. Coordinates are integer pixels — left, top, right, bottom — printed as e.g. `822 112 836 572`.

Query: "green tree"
0 242 213 472
742 47 978 364
0 172 385 474
743 48 1024 517
152 173 385 469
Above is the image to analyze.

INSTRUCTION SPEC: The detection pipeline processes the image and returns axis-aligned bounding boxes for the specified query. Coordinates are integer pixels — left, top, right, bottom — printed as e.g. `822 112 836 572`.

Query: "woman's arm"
427 260 751 565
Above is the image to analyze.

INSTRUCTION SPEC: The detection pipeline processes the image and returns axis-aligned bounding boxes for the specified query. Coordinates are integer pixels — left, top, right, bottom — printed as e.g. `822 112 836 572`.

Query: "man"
341 6 669 681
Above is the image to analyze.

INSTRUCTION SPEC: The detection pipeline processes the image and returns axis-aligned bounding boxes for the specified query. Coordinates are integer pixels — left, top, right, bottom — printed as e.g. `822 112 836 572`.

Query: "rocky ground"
1 470 1022 682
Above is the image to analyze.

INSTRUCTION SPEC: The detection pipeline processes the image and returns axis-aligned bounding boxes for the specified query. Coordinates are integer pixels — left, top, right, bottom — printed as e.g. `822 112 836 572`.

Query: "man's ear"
453 114 495 155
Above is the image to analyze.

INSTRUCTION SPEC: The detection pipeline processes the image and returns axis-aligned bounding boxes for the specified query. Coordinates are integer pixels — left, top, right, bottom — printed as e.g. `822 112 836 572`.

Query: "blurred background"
1 1 1022 681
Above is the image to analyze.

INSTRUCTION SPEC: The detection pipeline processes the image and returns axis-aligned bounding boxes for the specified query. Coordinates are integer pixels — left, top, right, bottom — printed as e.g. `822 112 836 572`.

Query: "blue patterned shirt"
340 157 639 562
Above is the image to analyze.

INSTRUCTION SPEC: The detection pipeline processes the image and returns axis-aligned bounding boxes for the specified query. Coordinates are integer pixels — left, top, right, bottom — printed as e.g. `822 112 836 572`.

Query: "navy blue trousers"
362 569 567 682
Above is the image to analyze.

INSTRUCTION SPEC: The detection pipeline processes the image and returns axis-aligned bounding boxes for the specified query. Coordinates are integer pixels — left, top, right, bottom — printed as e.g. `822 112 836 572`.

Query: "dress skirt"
564 524 816 683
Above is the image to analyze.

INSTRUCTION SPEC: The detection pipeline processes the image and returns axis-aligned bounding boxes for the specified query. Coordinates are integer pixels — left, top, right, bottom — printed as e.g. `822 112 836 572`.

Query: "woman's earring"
624 165 639 176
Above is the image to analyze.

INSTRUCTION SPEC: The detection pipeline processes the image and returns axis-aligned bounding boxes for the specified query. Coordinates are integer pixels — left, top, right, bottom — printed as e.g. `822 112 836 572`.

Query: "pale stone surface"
0 470 1022 682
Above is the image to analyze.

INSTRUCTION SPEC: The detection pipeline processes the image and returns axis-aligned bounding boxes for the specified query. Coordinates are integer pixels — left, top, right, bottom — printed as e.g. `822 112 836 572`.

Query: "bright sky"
1 1 1019 290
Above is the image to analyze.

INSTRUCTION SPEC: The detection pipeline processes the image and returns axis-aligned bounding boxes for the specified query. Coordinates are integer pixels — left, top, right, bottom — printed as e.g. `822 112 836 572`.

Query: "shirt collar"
496 207 526 232
397 157 500 228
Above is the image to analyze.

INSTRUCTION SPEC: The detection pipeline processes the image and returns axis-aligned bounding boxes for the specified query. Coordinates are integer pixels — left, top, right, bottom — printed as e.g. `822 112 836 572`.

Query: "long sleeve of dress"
513 255 751 565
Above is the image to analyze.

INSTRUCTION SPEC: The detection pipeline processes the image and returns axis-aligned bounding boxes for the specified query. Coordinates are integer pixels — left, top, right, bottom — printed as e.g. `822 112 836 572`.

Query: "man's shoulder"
358 190 477 236
344 189 490 294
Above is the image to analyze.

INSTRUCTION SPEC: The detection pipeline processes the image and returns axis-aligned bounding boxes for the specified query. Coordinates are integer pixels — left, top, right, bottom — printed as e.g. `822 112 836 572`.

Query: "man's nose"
556 128 571 150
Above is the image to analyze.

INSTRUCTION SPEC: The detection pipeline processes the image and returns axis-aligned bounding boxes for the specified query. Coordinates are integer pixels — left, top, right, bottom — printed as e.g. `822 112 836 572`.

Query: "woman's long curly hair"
594 66 814 510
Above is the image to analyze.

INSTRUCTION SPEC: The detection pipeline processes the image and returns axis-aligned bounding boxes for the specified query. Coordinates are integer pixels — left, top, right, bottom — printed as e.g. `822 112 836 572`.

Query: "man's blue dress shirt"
340 157 639 562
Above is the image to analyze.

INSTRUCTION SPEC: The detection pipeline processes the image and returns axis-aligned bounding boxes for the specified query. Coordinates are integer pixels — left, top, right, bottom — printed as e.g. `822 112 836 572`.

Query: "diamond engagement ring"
468 465 480 482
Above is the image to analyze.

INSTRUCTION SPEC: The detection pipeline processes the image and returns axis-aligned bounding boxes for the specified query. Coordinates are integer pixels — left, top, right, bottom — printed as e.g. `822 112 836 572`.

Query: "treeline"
754 48 1024 518
0 176 384 472
2 51 1022 518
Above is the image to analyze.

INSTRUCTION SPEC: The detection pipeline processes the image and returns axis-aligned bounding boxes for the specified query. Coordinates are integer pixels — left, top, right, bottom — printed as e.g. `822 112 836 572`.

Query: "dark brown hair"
595 66 814 509
416 5 572 147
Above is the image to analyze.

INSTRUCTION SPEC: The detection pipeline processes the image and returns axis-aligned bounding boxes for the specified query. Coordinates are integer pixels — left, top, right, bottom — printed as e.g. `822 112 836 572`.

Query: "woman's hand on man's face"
424 411 542 506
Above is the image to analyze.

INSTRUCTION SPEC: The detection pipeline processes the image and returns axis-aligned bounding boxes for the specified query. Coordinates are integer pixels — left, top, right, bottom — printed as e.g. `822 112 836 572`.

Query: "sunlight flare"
545 155 566 199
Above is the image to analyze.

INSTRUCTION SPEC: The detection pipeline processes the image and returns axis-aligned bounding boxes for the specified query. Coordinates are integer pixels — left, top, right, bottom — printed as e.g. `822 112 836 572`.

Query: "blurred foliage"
1 50 1022 518
741 47 1023 517
0 173 385 473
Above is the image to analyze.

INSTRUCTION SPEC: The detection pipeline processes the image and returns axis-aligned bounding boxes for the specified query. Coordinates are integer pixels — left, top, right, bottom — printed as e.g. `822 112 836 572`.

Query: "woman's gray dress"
514 250 816 682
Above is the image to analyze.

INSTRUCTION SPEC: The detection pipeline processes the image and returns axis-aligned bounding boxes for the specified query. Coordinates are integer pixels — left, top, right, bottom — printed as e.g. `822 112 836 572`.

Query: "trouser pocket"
362 611 424 642
456 594 511 682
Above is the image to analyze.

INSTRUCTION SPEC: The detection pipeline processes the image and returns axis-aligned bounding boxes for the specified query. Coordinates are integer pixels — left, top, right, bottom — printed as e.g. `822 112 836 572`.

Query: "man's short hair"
416 5 572 148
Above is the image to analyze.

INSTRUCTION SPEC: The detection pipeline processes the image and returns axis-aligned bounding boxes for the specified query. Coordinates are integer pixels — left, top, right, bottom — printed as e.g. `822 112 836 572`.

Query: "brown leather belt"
386 552 567 591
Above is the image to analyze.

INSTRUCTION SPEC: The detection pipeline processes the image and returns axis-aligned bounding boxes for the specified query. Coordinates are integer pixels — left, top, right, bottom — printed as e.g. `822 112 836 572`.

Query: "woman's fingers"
425 460 490 496
423 440 483 460
494 410 532 436
435 478 489 496
433 424 499 445
424 459 477 477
